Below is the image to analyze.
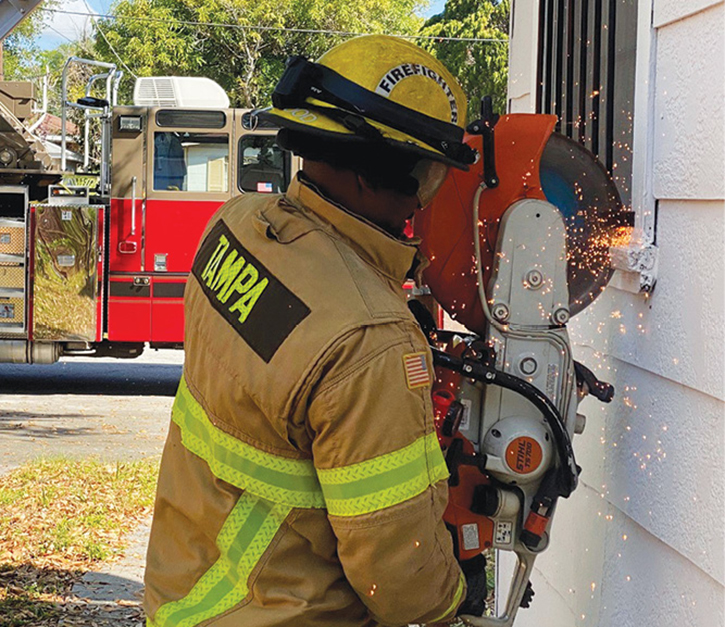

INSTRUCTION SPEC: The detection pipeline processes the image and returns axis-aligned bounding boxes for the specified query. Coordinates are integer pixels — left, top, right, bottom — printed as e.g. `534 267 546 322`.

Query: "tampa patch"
192 220 310 362
403 352 432 389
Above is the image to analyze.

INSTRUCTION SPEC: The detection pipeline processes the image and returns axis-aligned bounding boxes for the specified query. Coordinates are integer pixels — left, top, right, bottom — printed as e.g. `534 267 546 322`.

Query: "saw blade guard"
415 113 630 335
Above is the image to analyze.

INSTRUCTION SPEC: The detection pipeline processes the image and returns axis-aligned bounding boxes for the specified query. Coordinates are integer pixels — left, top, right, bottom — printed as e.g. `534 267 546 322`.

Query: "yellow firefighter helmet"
263 35 476 170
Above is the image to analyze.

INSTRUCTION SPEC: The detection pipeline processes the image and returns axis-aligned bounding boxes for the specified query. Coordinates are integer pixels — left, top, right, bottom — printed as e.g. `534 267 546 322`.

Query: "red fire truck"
0 58 299 363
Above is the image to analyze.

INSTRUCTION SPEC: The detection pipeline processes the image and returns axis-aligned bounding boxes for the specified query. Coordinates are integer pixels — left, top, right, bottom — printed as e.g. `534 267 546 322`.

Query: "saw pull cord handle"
520 467 560 550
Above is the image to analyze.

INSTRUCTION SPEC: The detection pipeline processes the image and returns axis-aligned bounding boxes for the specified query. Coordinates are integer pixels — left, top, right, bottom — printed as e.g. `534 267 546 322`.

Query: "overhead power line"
47 25 76 44
81 0 139 78
39 7 509 44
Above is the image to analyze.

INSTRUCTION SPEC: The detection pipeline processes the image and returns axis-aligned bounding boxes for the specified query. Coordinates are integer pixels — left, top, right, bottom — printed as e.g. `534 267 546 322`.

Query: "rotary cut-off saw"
410 103 632 626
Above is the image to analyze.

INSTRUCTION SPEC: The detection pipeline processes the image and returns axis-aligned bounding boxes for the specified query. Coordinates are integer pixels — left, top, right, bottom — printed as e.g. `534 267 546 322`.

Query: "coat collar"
283 174 425 285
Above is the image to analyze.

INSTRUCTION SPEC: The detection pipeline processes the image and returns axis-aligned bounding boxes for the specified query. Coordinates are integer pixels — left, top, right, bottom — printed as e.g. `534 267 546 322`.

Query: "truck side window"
238 135 290 193
154 132 229 192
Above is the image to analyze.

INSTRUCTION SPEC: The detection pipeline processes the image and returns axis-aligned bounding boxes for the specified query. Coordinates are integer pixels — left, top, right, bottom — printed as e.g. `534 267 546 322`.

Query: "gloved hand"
457 553 488 617
423 555 487 626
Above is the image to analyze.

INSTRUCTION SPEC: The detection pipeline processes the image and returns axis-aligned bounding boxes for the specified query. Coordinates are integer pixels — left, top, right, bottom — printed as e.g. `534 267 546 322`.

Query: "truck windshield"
154 132 229 192
238 135 289 193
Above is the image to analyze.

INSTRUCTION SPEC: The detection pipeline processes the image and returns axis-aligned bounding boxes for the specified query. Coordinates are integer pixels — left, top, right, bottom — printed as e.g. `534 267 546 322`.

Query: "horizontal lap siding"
510 2 725 625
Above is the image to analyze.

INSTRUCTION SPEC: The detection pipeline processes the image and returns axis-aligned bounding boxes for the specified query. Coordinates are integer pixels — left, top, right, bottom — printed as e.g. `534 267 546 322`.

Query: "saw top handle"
429 345 579 499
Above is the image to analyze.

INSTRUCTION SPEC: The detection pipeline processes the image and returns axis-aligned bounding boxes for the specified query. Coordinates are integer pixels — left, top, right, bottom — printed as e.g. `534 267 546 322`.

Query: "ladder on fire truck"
0 0 44 41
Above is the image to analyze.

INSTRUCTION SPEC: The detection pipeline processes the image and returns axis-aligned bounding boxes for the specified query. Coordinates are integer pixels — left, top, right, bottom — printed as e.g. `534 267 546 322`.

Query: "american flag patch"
257 181 274 193
403 352 431 389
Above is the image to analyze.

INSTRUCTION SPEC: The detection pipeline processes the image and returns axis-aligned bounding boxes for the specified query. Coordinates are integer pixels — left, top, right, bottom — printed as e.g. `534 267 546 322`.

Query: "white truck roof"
133 77 230 109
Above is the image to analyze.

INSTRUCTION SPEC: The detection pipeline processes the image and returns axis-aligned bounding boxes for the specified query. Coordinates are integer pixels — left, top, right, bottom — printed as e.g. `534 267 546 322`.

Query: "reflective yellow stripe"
173 375 325 509
317 431 449 516
429 571 467 623
148 492 291 627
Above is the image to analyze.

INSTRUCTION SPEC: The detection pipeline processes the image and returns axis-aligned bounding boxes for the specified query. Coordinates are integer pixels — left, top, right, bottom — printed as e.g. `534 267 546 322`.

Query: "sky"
37 0 111 50
37 0 447 51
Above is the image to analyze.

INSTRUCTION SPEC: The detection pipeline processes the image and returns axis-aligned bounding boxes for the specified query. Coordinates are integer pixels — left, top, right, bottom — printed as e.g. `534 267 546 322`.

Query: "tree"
95 0 425 108
3 1 95 117
3 0 59 80
420 0 509 122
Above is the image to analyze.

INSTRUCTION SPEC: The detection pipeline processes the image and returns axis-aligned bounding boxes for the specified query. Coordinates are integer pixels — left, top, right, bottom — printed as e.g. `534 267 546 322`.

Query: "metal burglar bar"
536 0 637 206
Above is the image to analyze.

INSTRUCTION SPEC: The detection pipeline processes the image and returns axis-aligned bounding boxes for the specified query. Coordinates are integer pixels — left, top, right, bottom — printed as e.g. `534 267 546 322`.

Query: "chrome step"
0 286 24 298
0 252 24 265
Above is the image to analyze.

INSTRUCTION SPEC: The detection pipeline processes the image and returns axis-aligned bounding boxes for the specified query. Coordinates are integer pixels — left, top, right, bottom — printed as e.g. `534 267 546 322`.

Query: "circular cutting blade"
539 133 629 316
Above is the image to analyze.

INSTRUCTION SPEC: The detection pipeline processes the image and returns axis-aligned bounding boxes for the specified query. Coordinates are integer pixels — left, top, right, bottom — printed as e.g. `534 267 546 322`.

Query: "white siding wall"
505 2 725 625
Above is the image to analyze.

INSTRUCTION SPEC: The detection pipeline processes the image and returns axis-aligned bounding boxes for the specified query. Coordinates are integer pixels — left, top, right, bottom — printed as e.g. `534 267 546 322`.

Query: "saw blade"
539 133 628 316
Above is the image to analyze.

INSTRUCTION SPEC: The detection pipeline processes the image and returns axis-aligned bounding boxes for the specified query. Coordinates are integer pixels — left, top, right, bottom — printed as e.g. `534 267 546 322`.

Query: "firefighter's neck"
302 161 418 238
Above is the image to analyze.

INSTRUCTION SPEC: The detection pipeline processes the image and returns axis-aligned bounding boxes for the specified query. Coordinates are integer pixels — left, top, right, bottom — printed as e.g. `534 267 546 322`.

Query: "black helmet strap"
272 56 476 166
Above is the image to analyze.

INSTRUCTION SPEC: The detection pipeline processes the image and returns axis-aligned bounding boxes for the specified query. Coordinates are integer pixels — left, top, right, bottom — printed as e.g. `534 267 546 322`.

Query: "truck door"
145 108 233 275
142 108 234 343
109 107 149 341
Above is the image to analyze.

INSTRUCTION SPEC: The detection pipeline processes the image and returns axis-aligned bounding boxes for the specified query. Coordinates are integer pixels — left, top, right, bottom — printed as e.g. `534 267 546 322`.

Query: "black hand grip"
466 96 499 188
407 299 437 343
574 361 615 403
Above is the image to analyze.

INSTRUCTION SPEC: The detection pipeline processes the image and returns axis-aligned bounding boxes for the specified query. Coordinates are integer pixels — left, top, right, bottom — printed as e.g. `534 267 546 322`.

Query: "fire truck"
0 56 298 363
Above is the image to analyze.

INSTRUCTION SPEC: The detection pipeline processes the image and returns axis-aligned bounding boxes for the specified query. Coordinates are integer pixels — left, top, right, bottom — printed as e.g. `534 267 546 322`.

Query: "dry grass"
0 458 159 626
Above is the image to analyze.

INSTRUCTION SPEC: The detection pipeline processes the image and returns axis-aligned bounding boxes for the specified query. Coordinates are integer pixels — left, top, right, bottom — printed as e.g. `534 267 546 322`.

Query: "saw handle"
430 346 579 498
466 96 499 188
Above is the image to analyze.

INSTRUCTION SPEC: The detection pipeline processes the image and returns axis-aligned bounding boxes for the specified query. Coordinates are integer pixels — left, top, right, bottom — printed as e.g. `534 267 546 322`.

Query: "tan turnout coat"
144 175 465 627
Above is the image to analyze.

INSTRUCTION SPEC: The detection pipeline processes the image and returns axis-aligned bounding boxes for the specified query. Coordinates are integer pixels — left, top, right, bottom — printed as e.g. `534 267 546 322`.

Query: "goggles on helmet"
272 56 477 168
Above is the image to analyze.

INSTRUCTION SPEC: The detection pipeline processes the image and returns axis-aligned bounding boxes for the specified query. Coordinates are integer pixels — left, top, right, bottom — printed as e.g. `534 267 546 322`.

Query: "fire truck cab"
0 62 298 363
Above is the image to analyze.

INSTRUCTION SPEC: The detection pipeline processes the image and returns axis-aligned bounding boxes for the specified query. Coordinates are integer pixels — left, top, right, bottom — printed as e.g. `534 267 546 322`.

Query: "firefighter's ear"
356 173 382 207
356 173 375 193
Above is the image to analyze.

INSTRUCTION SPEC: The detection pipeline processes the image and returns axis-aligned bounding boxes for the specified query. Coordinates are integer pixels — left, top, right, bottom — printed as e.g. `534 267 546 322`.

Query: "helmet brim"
260 106 472 170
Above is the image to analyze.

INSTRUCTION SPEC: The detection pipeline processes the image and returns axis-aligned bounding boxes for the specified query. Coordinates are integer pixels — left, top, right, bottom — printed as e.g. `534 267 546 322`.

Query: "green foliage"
421 0 510 122
6 0 510 140
3 1 62 80
95 0 425 107
3 2 94 118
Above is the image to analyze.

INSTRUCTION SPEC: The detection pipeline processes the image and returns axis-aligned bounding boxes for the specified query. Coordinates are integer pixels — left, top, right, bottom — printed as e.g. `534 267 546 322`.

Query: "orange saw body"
416 114 556 335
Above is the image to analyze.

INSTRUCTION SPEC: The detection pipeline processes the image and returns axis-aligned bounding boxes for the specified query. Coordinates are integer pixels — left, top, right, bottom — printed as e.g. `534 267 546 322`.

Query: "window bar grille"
578 0 589 144
605 0 617 174
564 0 575 137
536 0 637 208
591 0 603 159
554 0 565 123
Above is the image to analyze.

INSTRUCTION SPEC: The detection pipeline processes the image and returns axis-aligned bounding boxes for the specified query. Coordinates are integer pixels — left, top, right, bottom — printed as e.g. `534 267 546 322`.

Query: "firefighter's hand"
458 554 488 617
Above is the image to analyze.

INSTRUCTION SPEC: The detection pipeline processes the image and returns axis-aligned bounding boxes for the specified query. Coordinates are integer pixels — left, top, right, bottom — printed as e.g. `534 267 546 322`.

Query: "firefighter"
144 35 477 627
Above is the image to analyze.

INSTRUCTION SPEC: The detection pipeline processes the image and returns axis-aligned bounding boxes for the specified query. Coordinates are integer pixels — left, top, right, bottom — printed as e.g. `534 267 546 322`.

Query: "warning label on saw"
495 521 513 545
461 523 480 551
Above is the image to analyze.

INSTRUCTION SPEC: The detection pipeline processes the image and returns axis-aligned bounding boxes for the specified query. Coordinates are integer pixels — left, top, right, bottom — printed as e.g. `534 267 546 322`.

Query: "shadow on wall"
0 362 182 396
